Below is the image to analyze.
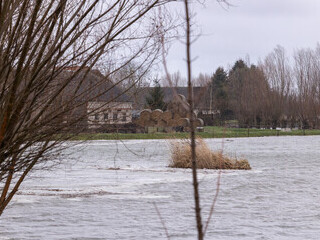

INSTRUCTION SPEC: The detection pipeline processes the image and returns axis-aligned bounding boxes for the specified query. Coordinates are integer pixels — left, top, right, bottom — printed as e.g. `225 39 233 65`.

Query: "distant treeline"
199 45 320 129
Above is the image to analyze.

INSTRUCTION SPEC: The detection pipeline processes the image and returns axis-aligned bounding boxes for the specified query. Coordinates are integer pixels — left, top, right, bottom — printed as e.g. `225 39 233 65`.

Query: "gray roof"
61 69 131 103
133 86 210 110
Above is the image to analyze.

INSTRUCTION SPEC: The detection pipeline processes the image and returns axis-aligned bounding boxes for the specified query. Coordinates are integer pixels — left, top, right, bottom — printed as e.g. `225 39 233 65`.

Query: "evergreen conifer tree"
211 67 230 120
145 80 167 110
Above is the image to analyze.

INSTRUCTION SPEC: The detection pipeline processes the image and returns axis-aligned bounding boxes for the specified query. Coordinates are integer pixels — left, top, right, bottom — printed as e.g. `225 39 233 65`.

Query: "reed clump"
169 138 251 170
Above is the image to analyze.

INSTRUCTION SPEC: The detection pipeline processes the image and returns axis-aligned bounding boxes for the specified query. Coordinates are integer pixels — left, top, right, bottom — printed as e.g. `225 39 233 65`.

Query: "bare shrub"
169 138 251 170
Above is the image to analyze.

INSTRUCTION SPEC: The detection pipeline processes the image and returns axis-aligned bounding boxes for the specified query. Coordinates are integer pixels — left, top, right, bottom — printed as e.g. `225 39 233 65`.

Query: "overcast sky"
165 0 320 77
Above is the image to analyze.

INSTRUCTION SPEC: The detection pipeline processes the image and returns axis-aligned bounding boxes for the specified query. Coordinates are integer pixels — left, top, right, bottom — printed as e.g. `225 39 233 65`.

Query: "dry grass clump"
169 138 251 170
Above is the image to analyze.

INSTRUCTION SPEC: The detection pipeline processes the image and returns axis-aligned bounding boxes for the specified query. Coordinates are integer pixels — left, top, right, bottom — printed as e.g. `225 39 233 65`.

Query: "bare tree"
0 0 175 216
193 73 211 87
262 45 292 128
293 47 320 129
183 1 204 239
239 65 270 127
161 71 187 87
182 1 231 239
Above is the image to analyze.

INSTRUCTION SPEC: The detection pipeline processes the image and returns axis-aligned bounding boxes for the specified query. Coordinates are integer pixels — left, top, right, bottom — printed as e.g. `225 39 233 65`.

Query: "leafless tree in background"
239 65 270 127
193 73 211 87
293 47 320 129
0 0 176 216
263 45 292 128
161 71 187 87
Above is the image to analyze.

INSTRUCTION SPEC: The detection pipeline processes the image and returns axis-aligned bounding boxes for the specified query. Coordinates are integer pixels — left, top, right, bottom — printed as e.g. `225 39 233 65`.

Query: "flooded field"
1 136 320 239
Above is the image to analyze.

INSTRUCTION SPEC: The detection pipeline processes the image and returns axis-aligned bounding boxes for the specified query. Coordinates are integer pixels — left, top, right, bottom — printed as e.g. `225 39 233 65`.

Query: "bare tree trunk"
183 1 203 239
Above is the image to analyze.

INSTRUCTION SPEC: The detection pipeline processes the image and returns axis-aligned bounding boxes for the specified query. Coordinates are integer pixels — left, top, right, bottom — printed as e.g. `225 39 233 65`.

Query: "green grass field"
67 126 320 141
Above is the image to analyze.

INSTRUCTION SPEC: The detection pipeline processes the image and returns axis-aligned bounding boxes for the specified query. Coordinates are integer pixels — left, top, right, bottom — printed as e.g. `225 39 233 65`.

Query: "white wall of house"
87 101 133 128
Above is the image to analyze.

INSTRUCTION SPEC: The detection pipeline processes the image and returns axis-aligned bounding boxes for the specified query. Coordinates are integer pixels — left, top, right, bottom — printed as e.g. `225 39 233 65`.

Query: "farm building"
55 67 133 132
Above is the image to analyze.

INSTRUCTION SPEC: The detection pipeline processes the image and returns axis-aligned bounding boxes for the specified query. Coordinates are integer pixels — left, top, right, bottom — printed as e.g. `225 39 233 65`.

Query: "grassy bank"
67 127 320 140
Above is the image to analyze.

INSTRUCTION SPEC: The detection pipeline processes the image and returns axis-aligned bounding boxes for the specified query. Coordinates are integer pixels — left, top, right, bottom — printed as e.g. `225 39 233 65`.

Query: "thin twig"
153 202 171 240
203 169 221 235
204 122 226 235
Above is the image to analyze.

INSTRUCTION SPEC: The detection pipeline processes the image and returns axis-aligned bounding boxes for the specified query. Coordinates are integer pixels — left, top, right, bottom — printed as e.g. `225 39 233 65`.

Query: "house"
87 101 132 129
56 67 133 132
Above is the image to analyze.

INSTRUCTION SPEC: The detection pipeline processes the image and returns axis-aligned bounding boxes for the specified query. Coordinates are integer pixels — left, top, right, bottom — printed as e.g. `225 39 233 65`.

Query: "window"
122 113 126 122
94 113 99 120
104 113 108 120
113 113 117 120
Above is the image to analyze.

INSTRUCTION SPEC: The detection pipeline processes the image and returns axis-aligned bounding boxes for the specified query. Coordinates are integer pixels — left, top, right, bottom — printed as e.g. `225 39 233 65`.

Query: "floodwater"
1 136 320 239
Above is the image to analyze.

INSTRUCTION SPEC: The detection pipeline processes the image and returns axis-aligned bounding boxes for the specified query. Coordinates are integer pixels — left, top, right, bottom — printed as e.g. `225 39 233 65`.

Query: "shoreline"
64 127 320 141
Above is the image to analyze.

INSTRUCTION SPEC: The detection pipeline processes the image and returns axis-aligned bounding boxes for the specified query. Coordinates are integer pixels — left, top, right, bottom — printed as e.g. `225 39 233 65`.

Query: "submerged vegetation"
169 138 251 170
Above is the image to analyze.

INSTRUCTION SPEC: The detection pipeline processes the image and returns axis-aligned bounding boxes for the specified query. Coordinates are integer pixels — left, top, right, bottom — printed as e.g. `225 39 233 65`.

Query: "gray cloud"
166 0 320 77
